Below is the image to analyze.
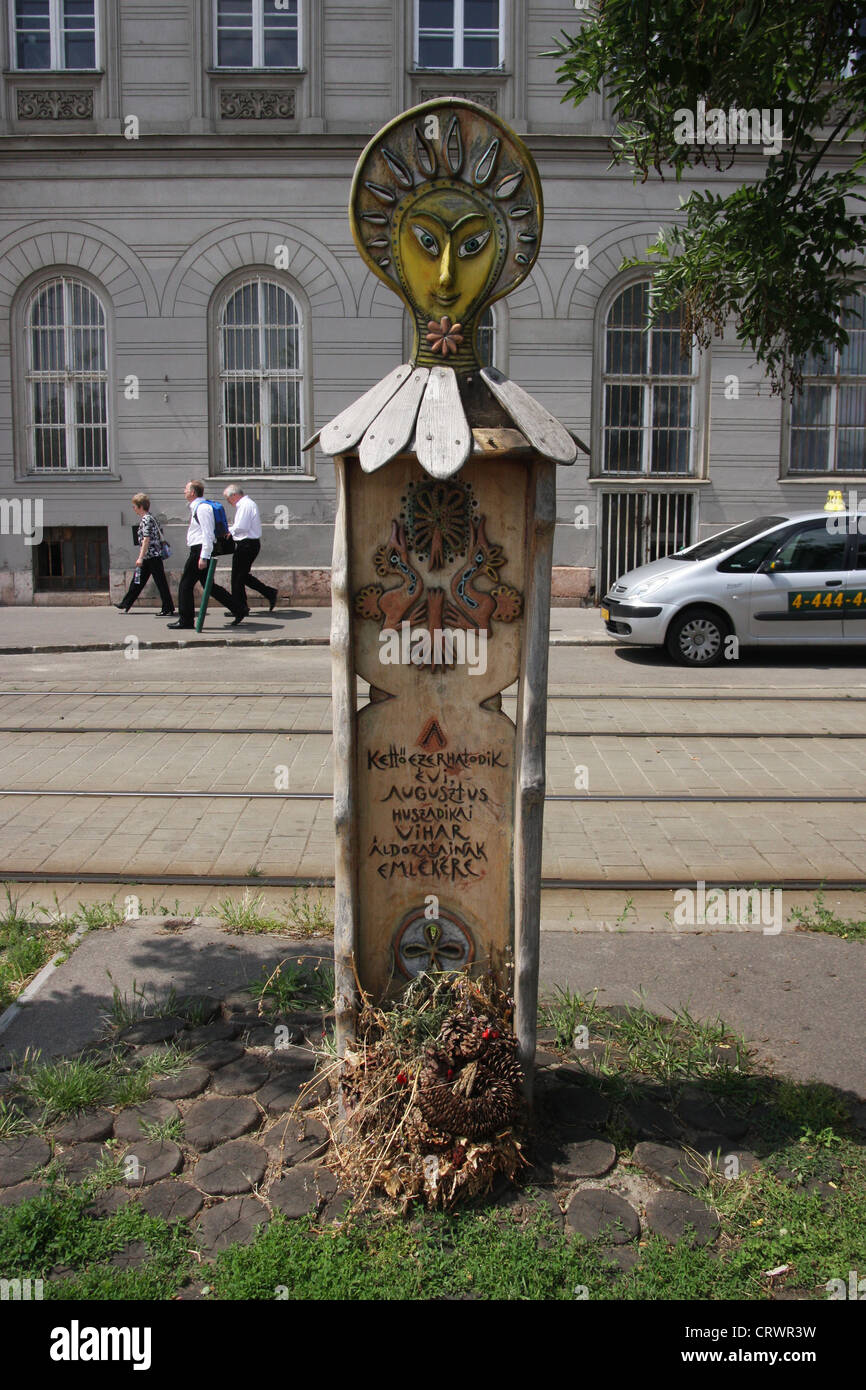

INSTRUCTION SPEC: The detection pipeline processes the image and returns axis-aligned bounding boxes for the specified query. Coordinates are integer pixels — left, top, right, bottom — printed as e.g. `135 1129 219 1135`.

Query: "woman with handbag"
115 493 176 616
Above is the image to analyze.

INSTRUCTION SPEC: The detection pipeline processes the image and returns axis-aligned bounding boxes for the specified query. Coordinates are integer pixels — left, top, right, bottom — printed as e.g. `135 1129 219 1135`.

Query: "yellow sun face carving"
397 189 499 326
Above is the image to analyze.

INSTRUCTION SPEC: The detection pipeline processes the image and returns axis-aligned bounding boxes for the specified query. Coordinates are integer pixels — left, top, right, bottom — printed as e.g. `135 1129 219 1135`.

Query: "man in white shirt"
168 480 245 628
223 483 279 617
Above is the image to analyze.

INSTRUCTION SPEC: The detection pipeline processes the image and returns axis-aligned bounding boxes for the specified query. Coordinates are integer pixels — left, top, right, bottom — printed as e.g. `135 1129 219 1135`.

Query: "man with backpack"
168 480 245 629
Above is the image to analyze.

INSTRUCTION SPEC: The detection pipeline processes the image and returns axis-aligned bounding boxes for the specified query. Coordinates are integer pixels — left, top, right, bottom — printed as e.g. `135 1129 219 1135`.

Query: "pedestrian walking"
223 483 279 617
115 493 175 616
168 480 245 629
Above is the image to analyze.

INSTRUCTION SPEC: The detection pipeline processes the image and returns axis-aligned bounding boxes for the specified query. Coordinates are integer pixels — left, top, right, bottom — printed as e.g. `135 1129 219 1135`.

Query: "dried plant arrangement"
310 970 527 1212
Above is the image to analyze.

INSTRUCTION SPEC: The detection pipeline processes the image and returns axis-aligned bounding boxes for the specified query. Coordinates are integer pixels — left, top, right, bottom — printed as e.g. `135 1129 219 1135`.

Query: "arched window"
788 288 866 474
26 276 109 472
218 276 303 473
602 280 696 474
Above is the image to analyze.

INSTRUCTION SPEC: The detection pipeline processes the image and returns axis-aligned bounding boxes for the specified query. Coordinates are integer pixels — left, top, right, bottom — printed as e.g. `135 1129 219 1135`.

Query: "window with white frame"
13 0 97 69
602 280 696 474
476 305 495 367
218 277 304 473
788 289 866 474
215 0 299 68
26 277 109 472
416 0 502 70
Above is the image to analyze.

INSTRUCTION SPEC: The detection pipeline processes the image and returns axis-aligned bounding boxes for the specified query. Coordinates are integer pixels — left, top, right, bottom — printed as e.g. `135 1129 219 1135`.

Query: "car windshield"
669 517 789 561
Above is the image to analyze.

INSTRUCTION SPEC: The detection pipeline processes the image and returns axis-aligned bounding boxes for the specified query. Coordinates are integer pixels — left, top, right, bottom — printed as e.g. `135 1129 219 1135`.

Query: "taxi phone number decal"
788 589 866 611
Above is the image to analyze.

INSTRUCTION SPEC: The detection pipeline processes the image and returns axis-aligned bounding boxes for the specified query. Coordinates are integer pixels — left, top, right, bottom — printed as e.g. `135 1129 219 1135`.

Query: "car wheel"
665 607 729 666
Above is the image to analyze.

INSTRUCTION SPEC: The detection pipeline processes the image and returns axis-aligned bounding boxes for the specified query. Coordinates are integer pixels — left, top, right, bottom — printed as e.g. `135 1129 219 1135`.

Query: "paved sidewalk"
0 604 612 653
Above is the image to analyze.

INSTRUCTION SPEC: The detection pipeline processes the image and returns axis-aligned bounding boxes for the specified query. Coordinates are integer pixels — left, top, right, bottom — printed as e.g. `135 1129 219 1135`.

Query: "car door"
746 519 849 642
843 526 866 642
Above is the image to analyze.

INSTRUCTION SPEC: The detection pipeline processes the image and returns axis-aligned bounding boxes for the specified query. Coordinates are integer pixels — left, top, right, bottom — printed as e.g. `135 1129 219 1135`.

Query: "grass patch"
0 1182 193 1300
218 890 286 934
251 957 334 1013
104 975 211 1030
788 890 866 941
538 987 751 1083
7 1042 198 1122
218 888 333 937
286 889 333 937
0 885 81 1011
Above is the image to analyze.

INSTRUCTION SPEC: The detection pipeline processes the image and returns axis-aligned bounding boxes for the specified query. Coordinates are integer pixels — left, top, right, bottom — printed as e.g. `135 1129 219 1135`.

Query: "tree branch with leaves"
549 0 866 394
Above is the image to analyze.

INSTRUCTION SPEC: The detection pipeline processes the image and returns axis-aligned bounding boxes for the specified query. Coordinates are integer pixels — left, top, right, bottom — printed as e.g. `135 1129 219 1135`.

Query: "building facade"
0 0 862 605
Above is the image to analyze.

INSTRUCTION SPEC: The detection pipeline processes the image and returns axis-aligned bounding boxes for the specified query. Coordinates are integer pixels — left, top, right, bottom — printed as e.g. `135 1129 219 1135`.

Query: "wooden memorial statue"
313 99 577 1086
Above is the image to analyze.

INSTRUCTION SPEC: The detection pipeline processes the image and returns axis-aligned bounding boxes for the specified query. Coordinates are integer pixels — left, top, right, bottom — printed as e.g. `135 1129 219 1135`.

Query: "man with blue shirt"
168 480 245 629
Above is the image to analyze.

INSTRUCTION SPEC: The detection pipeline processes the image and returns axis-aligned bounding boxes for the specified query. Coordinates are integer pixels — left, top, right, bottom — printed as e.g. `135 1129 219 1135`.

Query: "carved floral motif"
354 478 523 659
219 89 295 119
17 90 93 120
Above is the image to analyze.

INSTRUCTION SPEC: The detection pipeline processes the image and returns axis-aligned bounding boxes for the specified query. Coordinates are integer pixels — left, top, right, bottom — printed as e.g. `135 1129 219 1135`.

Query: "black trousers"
120 556 174 612
231 538 274 610
177 545 240 624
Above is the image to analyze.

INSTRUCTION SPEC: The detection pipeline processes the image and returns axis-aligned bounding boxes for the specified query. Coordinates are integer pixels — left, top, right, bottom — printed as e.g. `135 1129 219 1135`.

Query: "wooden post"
513 459 556 1100
322 98 577 1098
331 454 358 1058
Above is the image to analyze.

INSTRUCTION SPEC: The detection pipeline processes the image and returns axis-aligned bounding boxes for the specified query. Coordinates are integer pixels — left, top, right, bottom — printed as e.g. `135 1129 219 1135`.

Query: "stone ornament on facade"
419 89 498 112
219 90 296 120
17 90 94 120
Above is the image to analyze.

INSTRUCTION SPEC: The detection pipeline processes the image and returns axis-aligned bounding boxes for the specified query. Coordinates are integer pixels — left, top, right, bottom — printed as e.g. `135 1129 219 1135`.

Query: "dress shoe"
167 621 194 630
267 588 278 612
115 603 130 612
230 612 246 626
156 610 176 617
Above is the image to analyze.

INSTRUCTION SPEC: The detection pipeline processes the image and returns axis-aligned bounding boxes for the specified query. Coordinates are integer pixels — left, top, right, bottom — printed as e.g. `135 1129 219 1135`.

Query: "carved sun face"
397 188 499 325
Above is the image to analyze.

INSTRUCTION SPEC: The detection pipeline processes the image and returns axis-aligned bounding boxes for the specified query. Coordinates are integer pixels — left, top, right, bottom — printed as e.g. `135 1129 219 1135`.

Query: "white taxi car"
601 511 866 665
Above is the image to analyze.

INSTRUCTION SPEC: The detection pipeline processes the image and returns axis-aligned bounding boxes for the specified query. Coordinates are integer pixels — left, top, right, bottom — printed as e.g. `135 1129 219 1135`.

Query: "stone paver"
0 1136 50 1186
256 1073 305 1115
149 1065 210 1100
194 1040 246 1069
0 1180 46 1206
138 1181 204 1223
113 1099 180 1141
119 1017 187 1045
268 1163 326 1218
194 1139 268 1196
120 1139 183 1186
54 1109 114 1143
183 1096 260 1151
566 1188 641 1244
632 1142 708 1191
262 1116 328 1164
109 1241 151 1270
56 1142 109 1182
87 1188 134 1217
195 1196 270 1255
645 1191 720 1247
551 1137 617 1181
184 1022 239 1046
214 1057 270 1096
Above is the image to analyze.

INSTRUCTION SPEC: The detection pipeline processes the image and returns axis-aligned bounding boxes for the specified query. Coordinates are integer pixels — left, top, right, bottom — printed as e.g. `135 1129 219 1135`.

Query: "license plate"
601 607 610 622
